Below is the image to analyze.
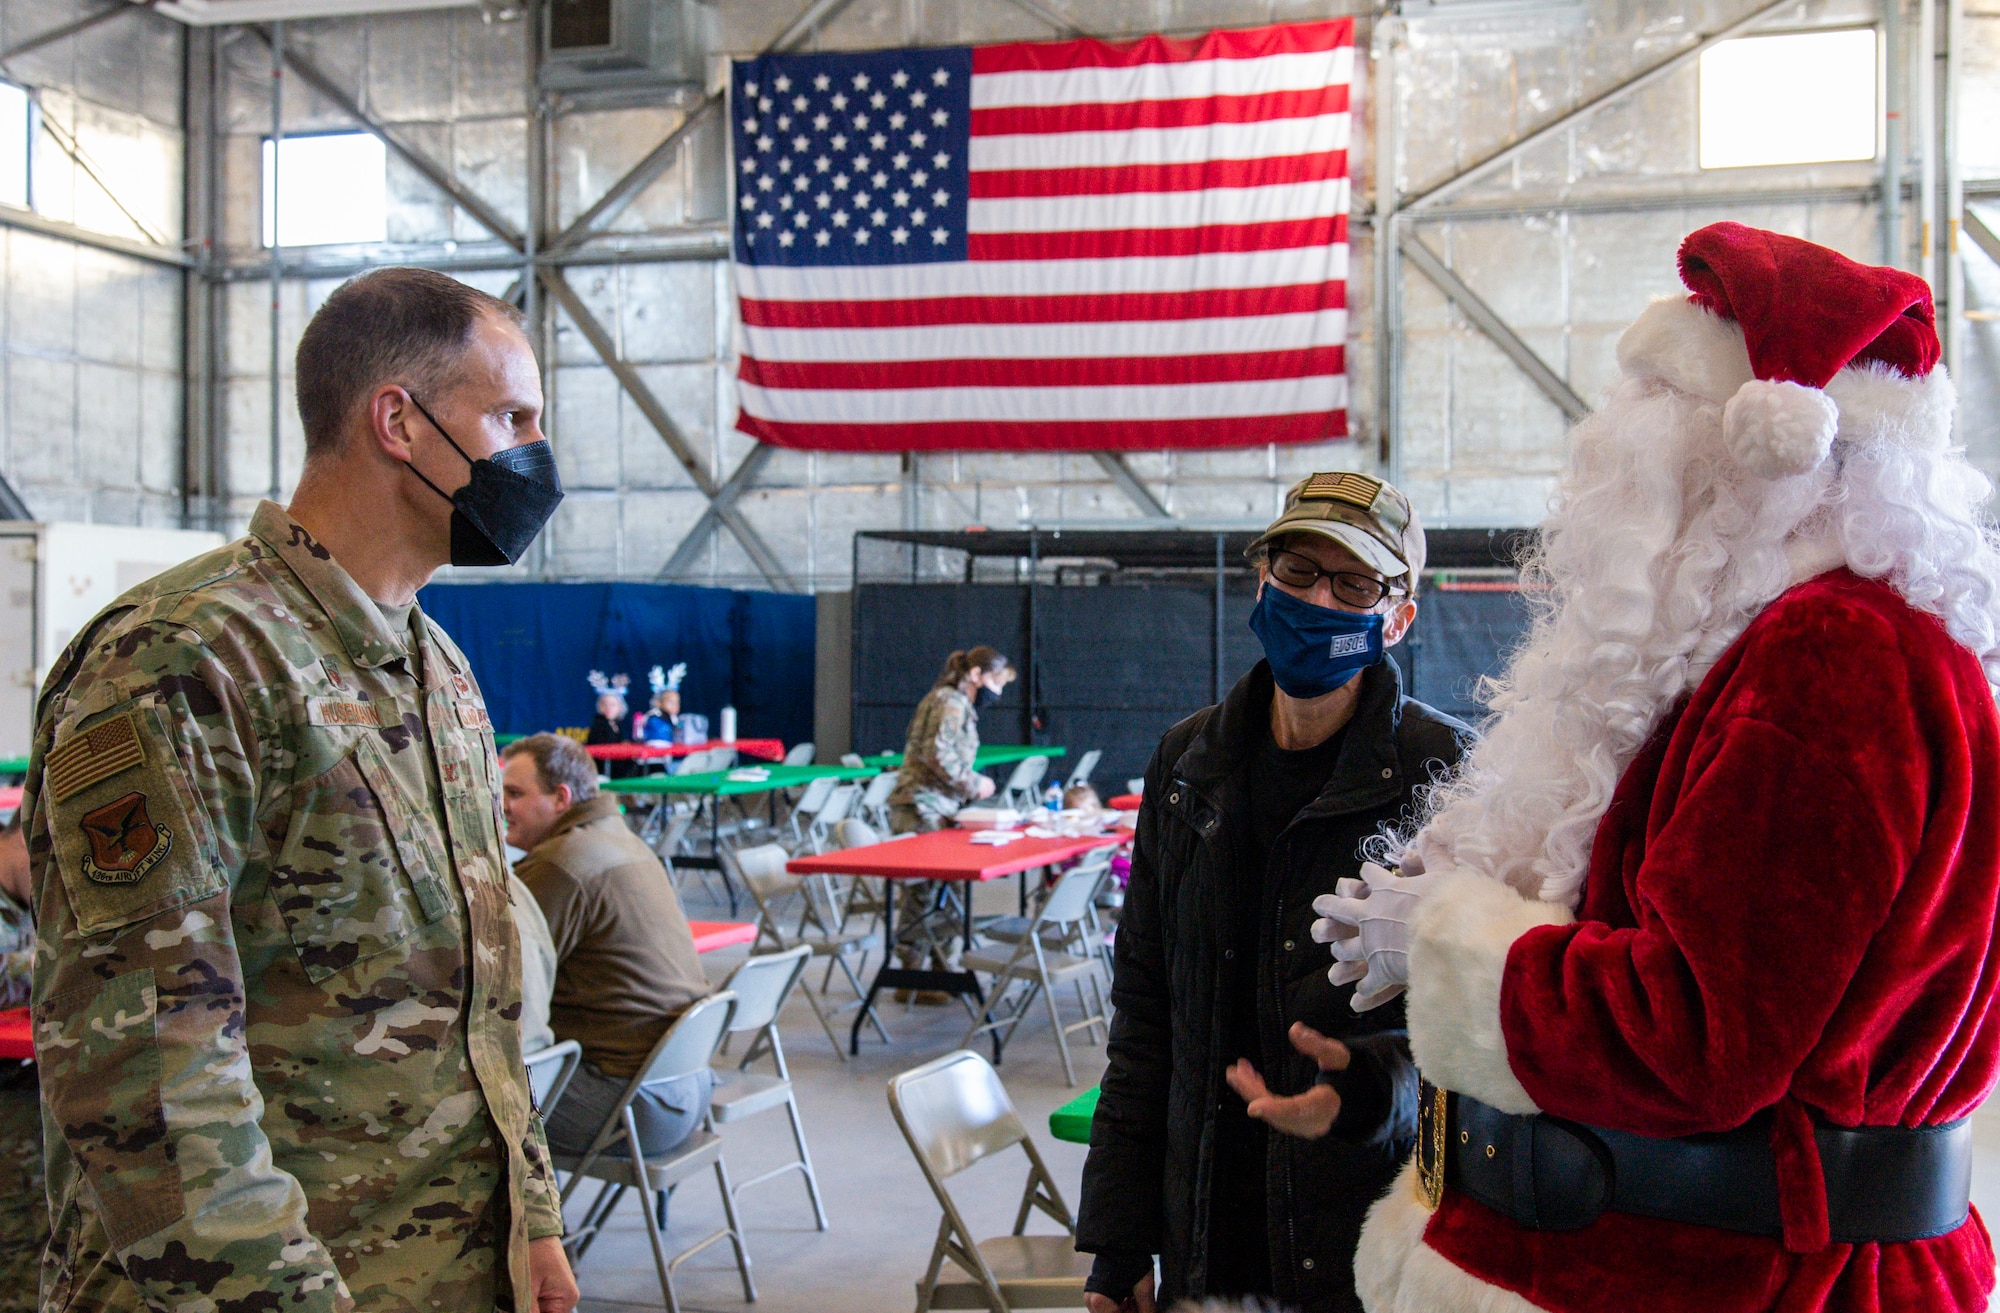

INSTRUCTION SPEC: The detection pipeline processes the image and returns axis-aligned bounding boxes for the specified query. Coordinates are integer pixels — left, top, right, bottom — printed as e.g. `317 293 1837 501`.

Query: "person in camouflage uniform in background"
22 268 576 1313
0 808 45 1313
885 647 1015 974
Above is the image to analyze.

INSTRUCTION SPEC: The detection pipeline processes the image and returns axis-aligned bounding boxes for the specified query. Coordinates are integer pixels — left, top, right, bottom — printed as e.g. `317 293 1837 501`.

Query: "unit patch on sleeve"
78 792 173 885
46 713 147 803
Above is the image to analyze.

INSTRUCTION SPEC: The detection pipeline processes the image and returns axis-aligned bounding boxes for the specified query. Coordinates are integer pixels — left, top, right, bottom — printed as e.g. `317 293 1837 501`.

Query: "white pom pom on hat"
1616 221 1947 477
1724 380 1838 479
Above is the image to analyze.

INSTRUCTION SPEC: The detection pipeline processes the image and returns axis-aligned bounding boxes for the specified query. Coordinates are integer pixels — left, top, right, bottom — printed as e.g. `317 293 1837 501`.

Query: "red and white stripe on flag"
730 20 1354 452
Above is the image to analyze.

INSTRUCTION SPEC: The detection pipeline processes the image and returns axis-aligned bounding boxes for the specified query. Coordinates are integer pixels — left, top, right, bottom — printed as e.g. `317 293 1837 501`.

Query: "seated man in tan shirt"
501 734 712 1157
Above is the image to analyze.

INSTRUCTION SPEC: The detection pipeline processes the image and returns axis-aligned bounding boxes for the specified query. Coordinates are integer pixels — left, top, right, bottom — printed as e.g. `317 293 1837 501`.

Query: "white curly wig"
1388 298 2000 909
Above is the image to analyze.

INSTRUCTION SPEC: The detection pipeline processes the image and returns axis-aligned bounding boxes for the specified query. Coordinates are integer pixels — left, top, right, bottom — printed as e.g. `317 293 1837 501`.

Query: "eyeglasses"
1266 547 1405 609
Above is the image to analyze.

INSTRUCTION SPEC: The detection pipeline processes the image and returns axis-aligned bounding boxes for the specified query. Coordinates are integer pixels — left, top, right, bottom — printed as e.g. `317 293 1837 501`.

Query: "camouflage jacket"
0 889 29 1010
887 685 981 814
24 502 561 1313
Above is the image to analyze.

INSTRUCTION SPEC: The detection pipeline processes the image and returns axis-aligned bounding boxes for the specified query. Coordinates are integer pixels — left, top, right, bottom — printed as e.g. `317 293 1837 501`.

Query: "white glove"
1312 859 1436 1012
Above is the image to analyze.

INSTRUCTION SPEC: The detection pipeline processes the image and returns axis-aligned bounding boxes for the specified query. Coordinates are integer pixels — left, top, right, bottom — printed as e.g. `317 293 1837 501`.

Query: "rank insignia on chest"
79 792 173 885
450 672 473 699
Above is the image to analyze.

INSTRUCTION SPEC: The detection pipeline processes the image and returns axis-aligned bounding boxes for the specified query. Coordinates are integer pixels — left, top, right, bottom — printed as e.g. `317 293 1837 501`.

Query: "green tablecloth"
493 733 524 747
0 757 28 776
862 744 1066 771
600 762 878 797
1049 1085 1099 1144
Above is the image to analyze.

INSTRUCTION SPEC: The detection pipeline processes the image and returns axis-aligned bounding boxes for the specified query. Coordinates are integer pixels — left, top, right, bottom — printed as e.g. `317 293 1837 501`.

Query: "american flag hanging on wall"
728 20 1354 452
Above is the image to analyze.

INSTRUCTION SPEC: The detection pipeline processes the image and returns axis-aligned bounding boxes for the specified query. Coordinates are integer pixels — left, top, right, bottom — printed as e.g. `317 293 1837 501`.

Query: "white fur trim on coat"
1407 870 1574 1116
1615 296 1753 403
1355 1161 1550 1313
1824 359 1955 451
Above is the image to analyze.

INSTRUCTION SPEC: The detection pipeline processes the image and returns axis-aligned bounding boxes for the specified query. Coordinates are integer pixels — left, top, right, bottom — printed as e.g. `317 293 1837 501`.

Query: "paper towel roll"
720 706 737 742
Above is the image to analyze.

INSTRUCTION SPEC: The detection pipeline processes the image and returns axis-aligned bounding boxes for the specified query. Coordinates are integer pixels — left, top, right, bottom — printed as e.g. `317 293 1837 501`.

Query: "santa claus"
1318 221 2000 1313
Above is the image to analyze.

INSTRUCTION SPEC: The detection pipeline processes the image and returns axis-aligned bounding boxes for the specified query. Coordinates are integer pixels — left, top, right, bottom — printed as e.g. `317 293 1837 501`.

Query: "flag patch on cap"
47 713 147 803
1303 471 1383 510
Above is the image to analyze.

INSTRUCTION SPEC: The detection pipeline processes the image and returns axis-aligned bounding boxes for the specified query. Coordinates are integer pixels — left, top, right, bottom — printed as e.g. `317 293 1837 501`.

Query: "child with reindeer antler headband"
583 671 638 778
634 664 688 744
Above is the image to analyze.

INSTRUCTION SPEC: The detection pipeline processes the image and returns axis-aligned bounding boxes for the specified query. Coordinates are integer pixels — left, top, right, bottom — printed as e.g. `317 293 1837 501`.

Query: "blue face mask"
1248 582 1385 699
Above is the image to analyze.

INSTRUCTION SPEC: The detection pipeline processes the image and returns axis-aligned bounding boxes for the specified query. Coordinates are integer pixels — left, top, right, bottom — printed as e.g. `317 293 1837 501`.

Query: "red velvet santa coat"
1375 570 2000 1313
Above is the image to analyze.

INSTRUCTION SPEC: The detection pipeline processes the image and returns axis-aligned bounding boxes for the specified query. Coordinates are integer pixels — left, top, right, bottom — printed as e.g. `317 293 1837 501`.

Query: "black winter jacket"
1075 659 1469 1313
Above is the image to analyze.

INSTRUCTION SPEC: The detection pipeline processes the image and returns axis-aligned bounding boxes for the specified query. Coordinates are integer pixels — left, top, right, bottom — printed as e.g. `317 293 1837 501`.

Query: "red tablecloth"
787 828 1129 882
586 738 785 763
1108 793 1141 811
0 1008 28 1061
688 920 758 953
0 786 20 813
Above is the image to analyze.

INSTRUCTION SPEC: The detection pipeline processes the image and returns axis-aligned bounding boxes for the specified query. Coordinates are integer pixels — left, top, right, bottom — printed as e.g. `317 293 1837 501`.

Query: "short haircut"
502 733 600 804
294 266 524 458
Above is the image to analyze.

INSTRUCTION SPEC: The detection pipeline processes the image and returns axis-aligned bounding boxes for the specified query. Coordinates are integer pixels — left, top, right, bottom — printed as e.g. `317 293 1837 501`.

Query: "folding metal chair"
888 1050 1091 1312
712 946 828 1229
1062 750 1101 792
525 1038 583 1120
960 857 1112 1086
722 842 890 1058
807 783 862 852
555 992 755 1313
783 742 816 766
1001 756 1049 813
839 753 866 767
783 774 840 851
858 769 899 831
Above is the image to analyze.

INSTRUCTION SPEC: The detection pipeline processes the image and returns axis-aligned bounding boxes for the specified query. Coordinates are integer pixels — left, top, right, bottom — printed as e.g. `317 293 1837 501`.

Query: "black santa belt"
1415 1081 1971 1245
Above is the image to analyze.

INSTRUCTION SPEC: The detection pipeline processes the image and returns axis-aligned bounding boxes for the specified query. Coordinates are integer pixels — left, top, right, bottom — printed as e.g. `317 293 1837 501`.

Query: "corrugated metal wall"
1 0 1995 592
0 2 185 526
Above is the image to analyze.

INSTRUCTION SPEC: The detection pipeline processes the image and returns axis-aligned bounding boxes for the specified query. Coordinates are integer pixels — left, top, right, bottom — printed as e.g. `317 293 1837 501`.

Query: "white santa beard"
1390 372 2000 910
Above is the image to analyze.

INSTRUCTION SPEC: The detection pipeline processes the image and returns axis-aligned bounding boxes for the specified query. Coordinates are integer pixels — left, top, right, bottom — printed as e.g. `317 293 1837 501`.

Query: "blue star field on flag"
732 45 973 267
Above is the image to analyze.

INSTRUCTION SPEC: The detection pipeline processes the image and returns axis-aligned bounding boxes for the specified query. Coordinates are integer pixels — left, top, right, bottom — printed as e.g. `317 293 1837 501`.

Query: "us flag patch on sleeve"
46 714 147 803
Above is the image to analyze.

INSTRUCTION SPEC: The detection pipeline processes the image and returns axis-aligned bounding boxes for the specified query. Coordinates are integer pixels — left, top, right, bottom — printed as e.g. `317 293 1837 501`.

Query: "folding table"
786 827 1129 1055
0 1009 27 1061
602 763 880 911
860 744 1065 771
585 739 786 764
687 920 758 954
0 757 27 778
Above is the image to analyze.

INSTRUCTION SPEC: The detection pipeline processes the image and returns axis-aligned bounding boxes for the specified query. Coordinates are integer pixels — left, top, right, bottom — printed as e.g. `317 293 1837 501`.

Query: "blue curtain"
418 581 816 747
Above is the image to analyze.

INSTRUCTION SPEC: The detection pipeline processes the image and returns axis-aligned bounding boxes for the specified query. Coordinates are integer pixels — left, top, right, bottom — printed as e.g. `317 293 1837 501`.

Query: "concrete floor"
566 875 2000 1313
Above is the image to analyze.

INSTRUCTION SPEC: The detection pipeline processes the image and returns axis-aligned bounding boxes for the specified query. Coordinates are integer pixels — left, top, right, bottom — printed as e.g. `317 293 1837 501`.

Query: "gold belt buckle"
1415 1079 1449 1211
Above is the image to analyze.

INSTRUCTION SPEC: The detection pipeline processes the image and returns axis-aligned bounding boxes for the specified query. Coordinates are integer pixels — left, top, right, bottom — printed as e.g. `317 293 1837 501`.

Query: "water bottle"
1043 782 1062 811
719 706 737 742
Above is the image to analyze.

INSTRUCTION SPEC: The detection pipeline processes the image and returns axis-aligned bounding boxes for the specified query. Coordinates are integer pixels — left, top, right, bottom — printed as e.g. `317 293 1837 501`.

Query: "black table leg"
850 877 988 1056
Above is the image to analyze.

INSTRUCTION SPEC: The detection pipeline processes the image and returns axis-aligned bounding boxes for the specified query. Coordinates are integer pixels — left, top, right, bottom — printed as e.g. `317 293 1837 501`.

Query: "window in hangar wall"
262 131 388 247
0 81 29 211
1699 28 1880 170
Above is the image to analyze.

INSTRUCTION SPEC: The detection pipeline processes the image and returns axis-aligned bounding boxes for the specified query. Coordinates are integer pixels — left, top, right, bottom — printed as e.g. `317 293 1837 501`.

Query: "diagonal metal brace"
1965 208 2000 268
545 0 862 254
1091 453 1171 519
544 96 721 256
1398 0 1797 217
658 444 777 581
539 269 799 592
255 27 524 252
1400 234 1590 423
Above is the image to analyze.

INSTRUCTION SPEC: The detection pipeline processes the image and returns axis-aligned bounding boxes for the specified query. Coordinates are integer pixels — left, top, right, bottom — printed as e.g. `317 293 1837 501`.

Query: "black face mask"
975 684 1003 709
404 394 564 567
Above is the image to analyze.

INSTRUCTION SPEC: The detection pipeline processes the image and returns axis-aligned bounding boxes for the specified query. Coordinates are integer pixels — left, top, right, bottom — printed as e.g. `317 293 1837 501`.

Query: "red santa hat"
1615 222 1953 479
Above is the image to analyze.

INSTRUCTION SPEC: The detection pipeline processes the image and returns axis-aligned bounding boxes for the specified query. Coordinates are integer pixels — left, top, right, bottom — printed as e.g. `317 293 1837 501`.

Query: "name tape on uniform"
307 698 384 728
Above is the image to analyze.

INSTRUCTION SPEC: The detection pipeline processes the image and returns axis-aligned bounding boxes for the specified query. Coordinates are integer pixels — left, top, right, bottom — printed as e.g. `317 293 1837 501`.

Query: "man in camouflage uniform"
0 809 45 1313
23 268 576 1312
